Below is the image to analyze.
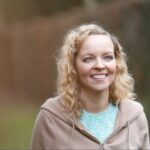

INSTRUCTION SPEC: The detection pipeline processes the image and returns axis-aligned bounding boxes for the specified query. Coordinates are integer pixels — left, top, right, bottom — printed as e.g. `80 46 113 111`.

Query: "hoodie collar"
41 96 85 130
114 99 143 130
41 97 143 131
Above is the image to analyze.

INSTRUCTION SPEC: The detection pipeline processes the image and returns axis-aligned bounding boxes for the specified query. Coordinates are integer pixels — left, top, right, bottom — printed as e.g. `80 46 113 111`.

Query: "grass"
0 104 39 150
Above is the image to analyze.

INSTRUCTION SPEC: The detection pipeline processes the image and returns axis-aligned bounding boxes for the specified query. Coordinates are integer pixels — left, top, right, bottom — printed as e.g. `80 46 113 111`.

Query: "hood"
42 97 143 122
41 96 143 131
41 96 85 130
114 99 143 130
41 96 144 149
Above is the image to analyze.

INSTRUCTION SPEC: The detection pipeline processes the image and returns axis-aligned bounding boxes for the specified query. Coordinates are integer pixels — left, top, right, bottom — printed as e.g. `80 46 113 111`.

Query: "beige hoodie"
31 97 150 149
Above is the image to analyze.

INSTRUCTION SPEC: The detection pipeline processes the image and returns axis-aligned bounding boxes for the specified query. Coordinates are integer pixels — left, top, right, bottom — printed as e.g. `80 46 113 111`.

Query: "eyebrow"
103 51 114 55
80 53 94 58
80 51 114 57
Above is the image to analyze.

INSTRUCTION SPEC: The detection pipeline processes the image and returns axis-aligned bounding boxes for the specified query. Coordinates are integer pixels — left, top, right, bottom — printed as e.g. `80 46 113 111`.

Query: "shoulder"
117 99 146 124
120 99 143 108
37 96 72 123
31 97 64 149
119 99 143 114
34 97 64 127
41 96 61 108
36 96 61 119
41 96 64 113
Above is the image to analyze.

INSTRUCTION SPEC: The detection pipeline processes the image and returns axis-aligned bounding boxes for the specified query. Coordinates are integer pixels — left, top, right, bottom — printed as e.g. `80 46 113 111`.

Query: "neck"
79 88 109 113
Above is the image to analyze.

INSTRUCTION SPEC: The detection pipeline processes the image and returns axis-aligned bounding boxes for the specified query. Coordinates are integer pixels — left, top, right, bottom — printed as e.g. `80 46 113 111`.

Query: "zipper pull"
100 143 104 150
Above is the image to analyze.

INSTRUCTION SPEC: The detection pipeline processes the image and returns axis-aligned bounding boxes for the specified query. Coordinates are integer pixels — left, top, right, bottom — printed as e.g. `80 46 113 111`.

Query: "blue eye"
83 57 93 62
104 55 114 61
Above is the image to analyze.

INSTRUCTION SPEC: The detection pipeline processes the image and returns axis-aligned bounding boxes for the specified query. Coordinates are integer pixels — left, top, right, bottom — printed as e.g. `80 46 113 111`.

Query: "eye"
83 57 94 63
103 55 114 61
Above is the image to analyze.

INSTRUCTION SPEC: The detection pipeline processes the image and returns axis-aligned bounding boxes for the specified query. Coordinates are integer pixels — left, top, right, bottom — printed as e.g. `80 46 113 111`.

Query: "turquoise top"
80 103 118 143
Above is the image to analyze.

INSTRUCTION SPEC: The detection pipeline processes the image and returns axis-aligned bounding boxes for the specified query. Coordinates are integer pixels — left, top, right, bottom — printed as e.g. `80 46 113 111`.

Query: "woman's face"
75 34 116 93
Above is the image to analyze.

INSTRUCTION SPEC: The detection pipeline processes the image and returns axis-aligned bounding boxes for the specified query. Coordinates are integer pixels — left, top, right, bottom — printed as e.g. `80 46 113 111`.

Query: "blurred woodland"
0 0 150 149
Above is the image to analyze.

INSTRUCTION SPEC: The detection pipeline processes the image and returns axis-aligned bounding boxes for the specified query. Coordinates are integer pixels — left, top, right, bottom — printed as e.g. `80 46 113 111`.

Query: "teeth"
92 75 106 79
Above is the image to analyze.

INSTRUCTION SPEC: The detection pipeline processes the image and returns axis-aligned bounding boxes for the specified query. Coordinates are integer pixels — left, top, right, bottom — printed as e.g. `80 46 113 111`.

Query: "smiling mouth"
90 74 108 80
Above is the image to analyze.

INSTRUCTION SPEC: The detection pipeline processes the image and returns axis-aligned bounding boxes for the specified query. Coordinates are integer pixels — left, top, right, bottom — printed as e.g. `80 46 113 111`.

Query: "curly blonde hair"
56 24 136 117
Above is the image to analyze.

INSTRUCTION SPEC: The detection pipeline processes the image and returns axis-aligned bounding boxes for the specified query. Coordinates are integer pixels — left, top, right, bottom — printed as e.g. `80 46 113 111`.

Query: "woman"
31 24 150 149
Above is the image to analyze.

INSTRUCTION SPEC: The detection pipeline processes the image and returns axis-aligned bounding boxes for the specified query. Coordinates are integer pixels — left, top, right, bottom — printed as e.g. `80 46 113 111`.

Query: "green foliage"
0 105 38 149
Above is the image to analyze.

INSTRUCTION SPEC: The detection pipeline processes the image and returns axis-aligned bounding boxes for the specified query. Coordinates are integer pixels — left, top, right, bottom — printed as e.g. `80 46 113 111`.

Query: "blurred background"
0 0 150 149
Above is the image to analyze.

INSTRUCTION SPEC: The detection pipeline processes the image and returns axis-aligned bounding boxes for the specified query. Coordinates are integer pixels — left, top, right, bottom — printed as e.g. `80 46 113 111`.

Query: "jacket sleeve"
140 111 150 149
30 109 54 150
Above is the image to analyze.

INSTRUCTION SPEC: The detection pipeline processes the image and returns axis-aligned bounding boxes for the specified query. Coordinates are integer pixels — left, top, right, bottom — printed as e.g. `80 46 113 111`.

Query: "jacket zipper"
99 143 104 150
103 113 140 144
78 121 128 148
79 128 100 143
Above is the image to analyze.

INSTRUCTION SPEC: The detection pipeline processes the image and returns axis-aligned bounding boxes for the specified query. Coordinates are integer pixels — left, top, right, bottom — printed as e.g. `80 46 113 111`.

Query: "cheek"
108 62 116 73
76 63 91 77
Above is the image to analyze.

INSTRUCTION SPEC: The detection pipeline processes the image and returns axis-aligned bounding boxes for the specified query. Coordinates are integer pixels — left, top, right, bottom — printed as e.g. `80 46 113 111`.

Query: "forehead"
79 34 114 55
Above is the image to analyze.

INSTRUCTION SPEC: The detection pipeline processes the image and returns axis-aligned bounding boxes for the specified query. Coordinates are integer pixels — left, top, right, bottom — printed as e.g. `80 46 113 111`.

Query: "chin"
90 85 110 92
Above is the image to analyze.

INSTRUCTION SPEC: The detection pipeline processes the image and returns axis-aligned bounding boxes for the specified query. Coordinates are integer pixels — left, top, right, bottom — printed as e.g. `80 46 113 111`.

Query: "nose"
93 58 106 69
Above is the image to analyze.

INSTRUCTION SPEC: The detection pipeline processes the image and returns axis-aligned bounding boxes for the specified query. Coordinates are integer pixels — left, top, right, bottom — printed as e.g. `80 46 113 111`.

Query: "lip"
90 73 108 77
